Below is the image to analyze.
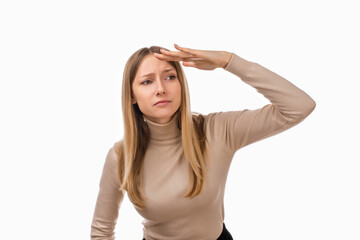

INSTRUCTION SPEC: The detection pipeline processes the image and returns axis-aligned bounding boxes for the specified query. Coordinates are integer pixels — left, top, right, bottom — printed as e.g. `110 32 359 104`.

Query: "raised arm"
224 52 316 122
155 44 316 154
205 53 316 153
91 145 125 240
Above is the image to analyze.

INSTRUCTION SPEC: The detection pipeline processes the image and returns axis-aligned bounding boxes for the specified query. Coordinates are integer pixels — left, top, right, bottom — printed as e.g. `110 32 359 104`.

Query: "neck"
143 114 181 141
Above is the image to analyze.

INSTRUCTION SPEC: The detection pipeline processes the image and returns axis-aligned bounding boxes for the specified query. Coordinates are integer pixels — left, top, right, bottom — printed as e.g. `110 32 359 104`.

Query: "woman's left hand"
154 44 232 70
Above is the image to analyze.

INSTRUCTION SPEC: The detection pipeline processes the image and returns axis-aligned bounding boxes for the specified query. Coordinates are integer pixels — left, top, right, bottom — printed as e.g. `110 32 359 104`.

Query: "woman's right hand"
154 44 232 71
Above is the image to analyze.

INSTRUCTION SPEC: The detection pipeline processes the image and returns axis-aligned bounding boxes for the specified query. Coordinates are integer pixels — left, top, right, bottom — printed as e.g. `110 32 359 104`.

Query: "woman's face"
132 54 181 124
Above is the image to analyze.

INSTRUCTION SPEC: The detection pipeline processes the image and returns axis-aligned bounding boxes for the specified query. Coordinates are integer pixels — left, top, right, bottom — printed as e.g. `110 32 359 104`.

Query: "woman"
91 44 316 240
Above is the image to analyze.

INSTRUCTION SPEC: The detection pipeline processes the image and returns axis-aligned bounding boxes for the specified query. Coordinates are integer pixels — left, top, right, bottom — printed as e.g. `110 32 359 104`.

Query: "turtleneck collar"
143 114 181 141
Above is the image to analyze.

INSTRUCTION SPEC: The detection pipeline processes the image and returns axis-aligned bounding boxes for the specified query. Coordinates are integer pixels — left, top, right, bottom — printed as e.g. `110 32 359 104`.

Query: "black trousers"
142 222 233 240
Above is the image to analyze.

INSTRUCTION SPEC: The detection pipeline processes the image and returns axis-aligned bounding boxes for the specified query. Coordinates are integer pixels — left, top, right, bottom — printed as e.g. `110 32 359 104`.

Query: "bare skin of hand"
153 44 232 70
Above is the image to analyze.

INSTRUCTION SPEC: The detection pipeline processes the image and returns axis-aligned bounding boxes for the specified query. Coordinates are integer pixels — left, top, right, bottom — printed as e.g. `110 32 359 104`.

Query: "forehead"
136 54 175 75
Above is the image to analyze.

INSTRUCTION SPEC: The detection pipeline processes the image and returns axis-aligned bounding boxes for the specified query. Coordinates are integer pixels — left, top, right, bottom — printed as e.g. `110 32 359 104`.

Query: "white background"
1 0 359 239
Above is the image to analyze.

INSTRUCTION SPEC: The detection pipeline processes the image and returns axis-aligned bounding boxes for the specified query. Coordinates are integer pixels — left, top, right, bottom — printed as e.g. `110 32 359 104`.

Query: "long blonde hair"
114 46 207 209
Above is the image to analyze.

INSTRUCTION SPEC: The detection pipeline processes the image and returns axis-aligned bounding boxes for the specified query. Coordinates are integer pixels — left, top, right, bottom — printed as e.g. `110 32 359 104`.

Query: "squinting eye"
167 75 176 80
141 80 151 85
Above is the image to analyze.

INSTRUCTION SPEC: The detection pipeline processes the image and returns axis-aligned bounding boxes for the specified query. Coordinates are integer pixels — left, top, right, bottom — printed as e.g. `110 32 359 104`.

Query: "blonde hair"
114 46 207 209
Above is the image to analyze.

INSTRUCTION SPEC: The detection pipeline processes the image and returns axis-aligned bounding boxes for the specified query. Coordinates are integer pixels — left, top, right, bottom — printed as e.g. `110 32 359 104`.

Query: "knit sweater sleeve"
205 53 316 154
91 144 125 240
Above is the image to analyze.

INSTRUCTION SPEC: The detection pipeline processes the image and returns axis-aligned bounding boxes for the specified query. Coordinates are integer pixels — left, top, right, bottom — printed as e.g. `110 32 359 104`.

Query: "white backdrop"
1 0 359 239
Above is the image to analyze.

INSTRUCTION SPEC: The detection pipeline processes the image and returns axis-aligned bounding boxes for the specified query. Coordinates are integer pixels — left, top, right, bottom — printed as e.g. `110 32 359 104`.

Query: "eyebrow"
140 68 176 78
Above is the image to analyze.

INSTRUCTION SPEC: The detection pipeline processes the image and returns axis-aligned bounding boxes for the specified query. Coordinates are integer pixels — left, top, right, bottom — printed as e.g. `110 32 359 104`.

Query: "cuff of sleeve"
224 53 255 79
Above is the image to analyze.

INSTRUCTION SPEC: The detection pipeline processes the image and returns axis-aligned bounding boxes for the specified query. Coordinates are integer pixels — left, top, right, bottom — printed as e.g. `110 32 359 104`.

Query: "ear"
131 94 137 104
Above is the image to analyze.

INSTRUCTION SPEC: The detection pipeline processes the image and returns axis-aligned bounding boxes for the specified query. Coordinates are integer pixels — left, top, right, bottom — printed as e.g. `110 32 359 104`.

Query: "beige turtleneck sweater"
91 53 316 240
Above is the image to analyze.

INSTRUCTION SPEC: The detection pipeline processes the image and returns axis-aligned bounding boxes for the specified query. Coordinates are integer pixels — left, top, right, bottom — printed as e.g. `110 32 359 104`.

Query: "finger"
174 44 204 58
153 53 186 62
154 52 201 62
183 57 204 61
160 48 193 58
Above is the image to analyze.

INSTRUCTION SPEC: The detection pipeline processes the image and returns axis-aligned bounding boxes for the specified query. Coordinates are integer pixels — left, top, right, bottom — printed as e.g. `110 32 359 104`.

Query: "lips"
154 100 171 106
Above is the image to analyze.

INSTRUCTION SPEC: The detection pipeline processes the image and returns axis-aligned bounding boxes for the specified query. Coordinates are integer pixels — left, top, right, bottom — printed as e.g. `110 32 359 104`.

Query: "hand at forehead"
154 44 204 62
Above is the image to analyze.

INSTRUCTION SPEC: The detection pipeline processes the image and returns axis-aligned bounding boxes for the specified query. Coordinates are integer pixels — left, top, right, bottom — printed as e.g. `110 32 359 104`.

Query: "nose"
156 80 166 96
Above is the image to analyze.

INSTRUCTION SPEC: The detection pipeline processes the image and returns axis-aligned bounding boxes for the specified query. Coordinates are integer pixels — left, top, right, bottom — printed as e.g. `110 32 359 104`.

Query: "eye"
141 80 152 85
166 75 176 80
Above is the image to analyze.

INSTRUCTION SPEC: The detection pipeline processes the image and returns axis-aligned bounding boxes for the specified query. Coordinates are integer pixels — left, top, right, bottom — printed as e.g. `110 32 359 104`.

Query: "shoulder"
103 139 123 168
202 111 246 127
113 139 124 155
201 110 249 139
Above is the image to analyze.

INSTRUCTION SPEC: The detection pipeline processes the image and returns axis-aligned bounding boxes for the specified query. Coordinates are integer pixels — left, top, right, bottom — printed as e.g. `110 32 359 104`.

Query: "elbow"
91 223 115 240
304 97 316 117
296 97 316 122
282 97 316 124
